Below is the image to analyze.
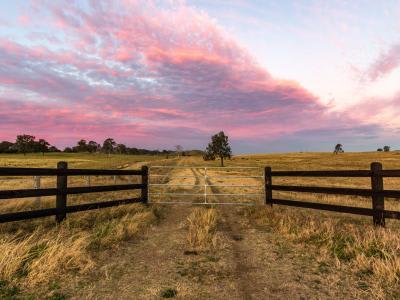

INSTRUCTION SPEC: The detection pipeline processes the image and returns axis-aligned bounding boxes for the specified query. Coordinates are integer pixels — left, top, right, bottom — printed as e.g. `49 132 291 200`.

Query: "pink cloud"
367 43 400 81
18 15 31 26
0 0 383 151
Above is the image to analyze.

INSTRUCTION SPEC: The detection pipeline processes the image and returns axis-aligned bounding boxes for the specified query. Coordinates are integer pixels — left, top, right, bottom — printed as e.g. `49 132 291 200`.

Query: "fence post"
204 167 207 204
371 162 385 227
141 166 148 204
33 176 41 207
265 166 273 206
56 161 68 223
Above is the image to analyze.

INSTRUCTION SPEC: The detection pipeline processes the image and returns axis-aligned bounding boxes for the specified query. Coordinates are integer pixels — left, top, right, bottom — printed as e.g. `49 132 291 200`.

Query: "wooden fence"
265 162 400 226
0 162 148 223
1 161 400 226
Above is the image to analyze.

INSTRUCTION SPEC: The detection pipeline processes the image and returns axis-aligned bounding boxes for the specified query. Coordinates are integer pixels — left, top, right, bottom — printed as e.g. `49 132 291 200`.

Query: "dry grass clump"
0 228 93 288
186 208 218 251
0 203 159 295
90 208 157 248
244 206 400 299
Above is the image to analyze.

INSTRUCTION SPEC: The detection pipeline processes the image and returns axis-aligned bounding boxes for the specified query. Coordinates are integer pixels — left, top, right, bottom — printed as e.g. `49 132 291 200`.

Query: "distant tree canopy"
36 139 50 155
73 139 88 152
102 138 117 155
0 135 60 155
116 143 127 154
87 141 100 153
0 134 203 156
383 146 391 152
15 135 35 156
203 131 232 167
377 148 383 152
62 137 186 156
0 141 15 153
334 144 344 154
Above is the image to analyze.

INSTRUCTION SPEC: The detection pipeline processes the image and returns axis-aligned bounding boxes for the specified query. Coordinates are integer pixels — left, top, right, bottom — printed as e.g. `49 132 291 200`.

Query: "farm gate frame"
148 166 264 205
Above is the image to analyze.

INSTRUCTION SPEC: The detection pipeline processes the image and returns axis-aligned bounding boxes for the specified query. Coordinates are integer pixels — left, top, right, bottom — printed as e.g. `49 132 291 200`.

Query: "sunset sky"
0 0 400 153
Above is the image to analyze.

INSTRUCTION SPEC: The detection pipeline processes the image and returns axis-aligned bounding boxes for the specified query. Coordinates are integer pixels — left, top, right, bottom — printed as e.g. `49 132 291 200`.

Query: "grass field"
0 152 399 299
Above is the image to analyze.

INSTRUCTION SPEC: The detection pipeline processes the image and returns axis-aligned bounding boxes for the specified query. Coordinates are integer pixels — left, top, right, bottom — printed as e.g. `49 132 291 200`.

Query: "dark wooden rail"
265 162 400 226
0 162 148 223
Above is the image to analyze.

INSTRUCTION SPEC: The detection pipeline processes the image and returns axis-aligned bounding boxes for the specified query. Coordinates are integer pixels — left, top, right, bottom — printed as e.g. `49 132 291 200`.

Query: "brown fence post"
265 166 273 206
33 175 41 207
56 161 68 223
371 162 385 227
141 166 149 204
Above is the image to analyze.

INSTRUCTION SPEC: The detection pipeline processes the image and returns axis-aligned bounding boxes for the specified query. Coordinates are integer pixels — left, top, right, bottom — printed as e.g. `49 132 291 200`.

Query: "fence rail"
0 162 148 223
1 161 400 227
0 167 143 176
265 162 400 226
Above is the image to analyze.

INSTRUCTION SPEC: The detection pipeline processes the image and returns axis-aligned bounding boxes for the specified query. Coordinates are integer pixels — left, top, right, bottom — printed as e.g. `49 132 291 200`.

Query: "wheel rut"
198 168 255 299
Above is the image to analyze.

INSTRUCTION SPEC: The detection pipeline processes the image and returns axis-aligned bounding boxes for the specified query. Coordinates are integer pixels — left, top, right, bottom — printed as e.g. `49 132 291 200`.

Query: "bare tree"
175 145 183 157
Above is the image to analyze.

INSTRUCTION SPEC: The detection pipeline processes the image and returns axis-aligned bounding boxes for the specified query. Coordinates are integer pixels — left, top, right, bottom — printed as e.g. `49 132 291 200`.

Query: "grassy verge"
243 206 400 299
0 203 159 298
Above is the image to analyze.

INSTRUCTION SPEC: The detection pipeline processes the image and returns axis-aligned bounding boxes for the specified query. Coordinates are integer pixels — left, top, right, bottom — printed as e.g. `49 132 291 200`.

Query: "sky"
0 0 400 153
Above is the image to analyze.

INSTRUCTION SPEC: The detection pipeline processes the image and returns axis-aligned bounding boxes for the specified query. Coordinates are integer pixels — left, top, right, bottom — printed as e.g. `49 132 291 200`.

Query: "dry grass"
0 203 158 296
177 154 400 298
0 153 172 297
186 208 218 251
243 206 400 299
1 152 400 298
0 152 166 169
0 228 93 288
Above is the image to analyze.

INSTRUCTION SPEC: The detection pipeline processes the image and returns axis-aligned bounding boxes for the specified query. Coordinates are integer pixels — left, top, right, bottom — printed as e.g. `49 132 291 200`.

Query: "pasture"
0 152 400 299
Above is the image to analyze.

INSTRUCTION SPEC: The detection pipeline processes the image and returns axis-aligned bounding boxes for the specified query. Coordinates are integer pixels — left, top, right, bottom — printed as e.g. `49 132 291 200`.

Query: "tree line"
0 135 60 155
0 135 184 156
64 138 178 155
334 144 393 154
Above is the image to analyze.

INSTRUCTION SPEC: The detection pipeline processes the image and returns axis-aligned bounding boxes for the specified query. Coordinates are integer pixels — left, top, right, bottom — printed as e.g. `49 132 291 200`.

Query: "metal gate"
148 166 265 205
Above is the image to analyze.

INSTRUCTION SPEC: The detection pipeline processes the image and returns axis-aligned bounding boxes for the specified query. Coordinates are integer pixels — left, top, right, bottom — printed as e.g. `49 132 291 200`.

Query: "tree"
15 134 35 155
102 138 116 156
175 145 183 157
64 147 73 153
48 146 60 152
87 141 100 153
73 139 88 152
116 143 127 154
0 141 14 153
377 148 383 152
204 131 231 167
383 146 390 152
333 144 343 154
36 139 50 156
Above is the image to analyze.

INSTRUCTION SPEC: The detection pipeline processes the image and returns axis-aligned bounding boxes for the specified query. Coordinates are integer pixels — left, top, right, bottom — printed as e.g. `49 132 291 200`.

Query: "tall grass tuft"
186 208 218 251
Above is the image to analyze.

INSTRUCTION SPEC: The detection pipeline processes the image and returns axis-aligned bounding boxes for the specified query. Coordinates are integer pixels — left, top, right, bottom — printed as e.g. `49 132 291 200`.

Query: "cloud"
367 43 400 81
0 0 387 151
